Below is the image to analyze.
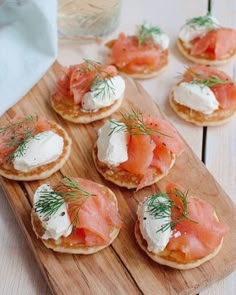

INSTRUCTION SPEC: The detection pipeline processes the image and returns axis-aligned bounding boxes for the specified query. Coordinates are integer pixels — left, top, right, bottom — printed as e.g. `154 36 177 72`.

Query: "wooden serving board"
0 62 235 295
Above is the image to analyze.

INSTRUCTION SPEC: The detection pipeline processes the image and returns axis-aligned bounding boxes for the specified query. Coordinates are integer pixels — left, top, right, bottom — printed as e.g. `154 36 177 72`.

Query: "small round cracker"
31 182 120 254
121 62 168 80
169 87 236 126
92 144 175 189
134 220 223 270
0 121 72 181
177 39 236 66
51 93 124 124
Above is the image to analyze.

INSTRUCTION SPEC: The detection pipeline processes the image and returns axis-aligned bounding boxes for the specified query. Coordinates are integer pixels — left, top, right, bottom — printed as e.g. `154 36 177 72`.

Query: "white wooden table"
0 0 235 294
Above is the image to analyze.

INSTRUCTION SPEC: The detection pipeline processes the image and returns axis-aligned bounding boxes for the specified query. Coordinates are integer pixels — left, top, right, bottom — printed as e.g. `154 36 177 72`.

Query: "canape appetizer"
105 24 170 79
92 111 185 190
169 65 236 126
135 183 228 269
51 60 126 123
0 115 71 180
31 176 121 254
177 13 236 65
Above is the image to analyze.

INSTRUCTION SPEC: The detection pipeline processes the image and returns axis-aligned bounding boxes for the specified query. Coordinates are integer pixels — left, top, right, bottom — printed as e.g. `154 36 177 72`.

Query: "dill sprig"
145 189 197 233
187 69 230 88
92 77 116 101
137 24 162 46
186 12 219 28
109 110 172 138
71 59 115 101
34 177 96 229
12 135 41 161
0 114 39 161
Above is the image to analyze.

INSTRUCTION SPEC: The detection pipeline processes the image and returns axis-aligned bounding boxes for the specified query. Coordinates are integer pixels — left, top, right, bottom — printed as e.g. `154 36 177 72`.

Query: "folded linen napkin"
0 0 57 116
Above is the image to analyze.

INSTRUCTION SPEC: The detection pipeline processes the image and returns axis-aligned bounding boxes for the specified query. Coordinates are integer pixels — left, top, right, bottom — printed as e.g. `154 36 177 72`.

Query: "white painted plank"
201 1 236 294
0 187 50 295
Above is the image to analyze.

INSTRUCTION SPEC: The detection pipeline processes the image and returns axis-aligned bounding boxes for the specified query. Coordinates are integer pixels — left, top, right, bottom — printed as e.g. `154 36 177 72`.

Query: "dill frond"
186 68 231 87
71 59 115 101
137 24 163 46
0 114 39 161
145 189 197 233
186 13 219 28
34 177 96 229
108 110 171 138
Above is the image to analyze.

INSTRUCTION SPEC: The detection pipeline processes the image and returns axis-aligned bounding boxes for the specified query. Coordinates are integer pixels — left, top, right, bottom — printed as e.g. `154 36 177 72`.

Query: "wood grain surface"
0 62 236 295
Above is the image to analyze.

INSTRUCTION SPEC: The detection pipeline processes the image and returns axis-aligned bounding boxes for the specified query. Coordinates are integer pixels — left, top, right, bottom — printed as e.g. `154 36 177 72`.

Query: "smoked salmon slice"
64 178 121 247
117 113 185 189
165 183 228 262
54 61 117 104
106 32 166 75
151 143 173 174
184 64 231 82
144 115 185 156
120 134 156 175
190 28 236 60
183 65 236 109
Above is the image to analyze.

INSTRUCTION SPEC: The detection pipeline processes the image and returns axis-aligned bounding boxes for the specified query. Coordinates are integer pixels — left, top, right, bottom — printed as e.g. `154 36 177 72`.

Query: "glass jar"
58 0 121 38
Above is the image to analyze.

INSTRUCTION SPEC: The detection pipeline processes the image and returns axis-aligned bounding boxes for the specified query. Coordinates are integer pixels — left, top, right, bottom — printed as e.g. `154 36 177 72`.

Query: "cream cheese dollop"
34 184 72 240
97 120 129 167
137 24 170 50
179 15 220 48
81 75 125 112
13 131 64 172
173 82 219 115
137 196 172 254
152 31 170 50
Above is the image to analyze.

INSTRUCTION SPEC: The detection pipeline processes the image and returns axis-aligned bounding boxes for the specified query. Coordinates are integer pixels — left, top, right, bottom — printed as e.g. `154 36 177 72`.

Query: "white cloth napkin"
0 0 57 116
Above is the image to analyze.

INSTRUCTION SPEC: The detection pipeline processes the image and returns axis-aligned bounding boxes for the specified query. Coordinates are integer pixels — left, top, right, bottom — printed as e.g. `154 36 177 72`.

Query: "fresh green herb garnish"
109 110 172 138
11 135 40 161
34 176 96 229
186 12 219 28
0 114 39 161
145 189 197 233
137 24 162 46
92 77 116 101
187 69 230 87
72 59 115 101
